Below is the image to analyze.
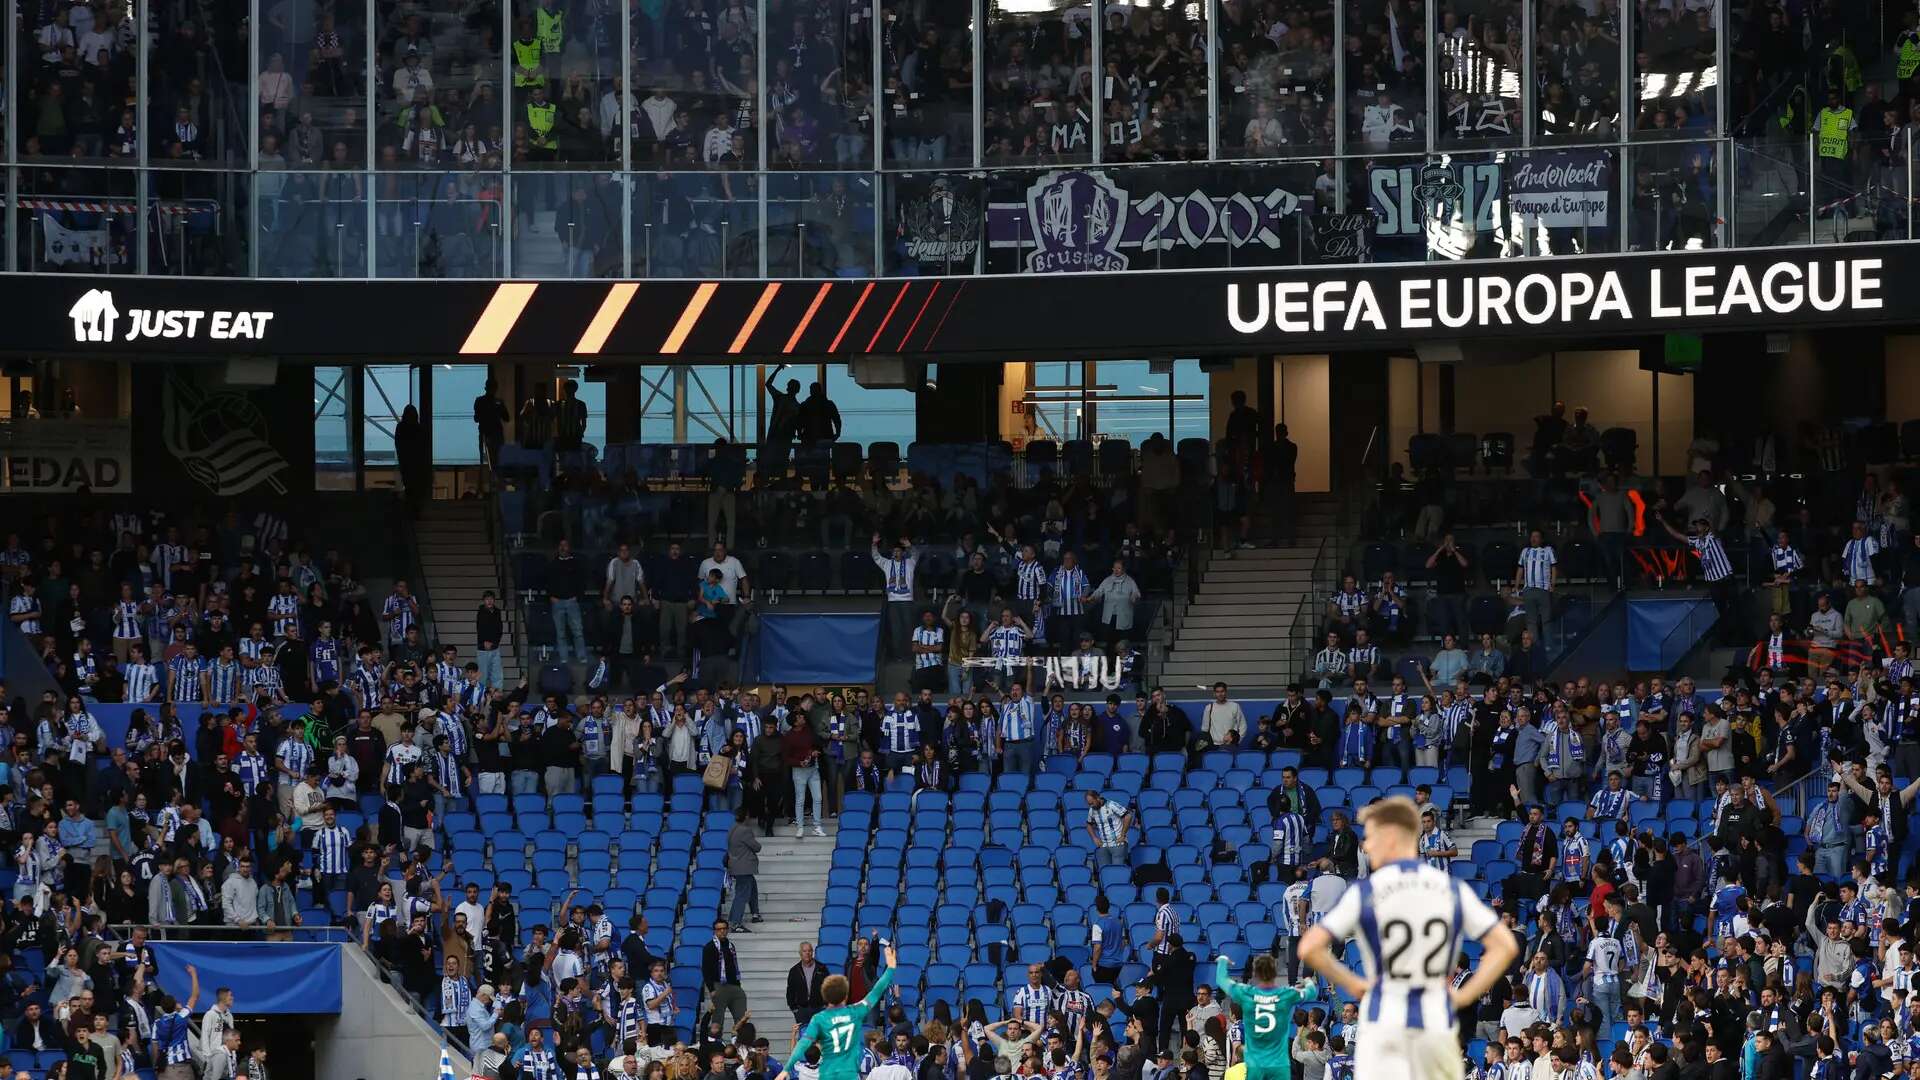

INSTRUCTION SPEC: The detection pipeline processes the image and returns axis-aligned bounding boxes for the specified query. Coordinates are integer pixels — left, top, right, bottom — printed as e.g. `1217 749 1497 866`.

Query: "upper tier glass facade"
10 0 1913 278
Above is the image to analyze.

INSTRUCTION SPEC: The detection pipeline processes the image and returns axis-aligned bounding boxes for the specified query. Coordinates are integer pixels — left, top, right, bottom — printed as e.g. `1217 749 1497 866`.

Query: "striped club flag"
437 1046 460 1080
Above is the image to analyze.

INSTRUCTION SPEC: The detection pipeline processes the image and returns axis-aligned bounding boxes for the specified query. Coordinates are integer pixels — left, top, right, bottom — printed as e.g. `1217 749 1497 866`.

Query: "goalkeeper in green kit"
1217 952 1316 1080
789 941 898 1078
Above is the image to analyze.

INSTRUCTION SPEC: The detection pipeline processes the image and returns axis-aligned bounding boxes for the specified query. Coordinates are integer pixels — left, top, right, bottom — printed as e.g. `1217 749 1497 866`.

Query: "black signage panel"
17 243 1919 362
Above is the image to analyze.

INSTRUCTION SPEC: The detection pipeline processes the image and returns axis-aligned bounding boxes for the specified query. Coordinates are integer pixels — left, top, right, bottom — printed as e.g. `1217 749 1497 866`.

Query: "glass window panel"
149 0 250 163
1217 0 1334 158
372 169 506 277
685 364 744 442
628 0 760 171
1101 0 1207 163
631 164 760 276
508 171 621 276
766 0 875 168
262 0 368 172
147 168 249 275
314 365 356 490
1027 360 1084 442
16 165 136 272
20 0 139 162
1532 0 1621 141
765 170 875 277
504 0 617 167
882 0 974 169
431 364 487 465
1726 2 1808 141
1085 359 1170 445
1434 0 1521 147
637 365 678 443
825 364 917 447
258 169 369 276
984 0 1093 165
1626 139 1714 251
362 364 420 468
1169 358 1209 442
1342 0 1428 154
1630 0 1716 137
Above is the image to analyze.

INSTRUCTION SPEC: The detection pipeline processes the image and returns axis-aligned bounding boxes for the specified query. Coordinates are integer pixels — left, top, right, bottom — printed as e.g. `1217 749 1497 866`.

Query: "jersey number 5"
1251 1000 1279 1034
1381 917 1451 979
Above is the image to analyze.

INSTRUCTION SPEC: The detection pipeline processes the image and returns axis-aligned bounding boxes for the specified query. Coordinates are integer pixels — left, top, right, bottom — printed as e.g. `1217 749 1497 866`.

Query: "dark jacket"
11 1013 68 1051
786 960 826 1011
702 936 742 989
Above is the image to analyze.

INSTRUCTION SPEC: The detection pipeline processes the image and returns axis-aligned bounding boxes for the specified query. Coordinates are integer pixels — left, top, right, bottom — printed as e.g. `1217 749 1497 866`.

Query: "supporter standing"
547 540 588 666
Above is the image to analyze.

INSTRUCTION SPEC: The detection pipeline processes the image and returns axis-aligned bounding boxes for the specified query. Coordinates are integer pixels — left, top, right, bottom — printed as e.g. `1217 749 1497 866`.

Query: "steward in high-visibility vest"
535 0 564 55
526 87 558 152
1900 25 1920 80
512 20 545 88
1816 90 1855 161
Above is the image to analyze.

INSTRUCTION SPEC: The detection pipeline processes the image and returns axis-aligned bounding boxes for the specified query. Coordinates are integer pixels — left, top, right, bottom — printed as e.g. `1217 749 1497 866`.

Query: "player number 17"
828 1020 856 1053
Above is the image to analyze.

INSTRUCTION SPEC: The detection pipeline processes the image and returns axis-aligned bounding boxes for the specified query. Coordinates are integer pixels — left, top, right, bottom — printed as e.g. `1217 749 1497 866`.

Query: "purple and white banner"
986 169 1310 271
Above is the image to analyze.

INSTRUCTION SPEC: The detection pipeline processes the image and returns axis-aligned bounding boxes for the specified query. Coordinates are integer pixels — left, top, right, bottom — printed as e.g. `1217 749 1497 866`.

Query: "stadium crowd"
15 404 1920 1080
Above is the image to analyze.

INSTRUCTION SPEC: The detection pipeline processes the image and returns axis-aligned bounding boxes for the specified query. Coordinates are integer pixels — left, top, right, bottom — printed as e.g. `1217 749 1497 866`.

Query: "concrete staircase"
1157 497 1343 692
729 820 836 1055
416 500 524 684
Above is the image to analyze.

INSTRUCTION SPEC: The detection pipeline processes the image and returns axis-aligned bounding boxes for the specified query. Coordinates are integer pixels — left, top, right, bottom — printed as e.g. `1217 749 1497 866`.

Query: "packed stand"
495 420 1205 681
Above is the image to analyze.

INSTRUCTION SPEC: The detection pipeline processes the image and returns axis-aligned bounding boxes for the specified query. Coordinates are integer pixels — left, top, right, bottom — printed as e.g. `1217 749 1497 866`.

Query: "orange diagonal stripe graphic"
460 283 539 354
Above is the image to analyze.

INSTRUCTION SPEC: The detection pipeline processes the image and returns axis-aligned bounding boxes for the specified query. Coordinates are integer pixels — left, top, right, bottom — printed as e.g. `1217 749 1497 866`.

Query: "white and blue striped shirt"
986 624 1028 660
999 699 1039 742
113 600 143 640
1152 903 1178 954
1015 557 1048 602
881 707 920 755
8 594 40 635
278 739 314 781
1279 881 1310 935
1010 983 1052 1024
912 626 945 669
1518 544 1557 590
124 662 159 703
268 593 299 637
311 823 352 874
235 751 269 795
1770 544 1805 577
1526 968 1566 1022
1271 812 1308 864
1688 533 1734 583
208 659 240 703
1050 566 1088 615
1843 536 1880 584
167 655 205 702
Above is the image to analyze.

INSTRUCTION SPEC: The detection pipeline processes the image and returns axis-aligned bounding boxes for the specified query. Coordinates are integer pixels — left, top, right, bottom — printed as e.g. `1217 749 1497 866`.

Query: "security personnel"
1900 18 1920 80
1815 87 1857 198
535 0 564 56
526 84 558 160
511 18 545 90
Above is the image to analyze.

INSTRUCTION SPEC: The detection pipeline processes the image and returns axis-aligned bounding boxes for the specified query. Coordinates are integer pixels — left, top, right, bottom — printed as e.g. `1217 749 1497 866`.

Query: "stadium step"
417 500 524 683
729 820 840 1056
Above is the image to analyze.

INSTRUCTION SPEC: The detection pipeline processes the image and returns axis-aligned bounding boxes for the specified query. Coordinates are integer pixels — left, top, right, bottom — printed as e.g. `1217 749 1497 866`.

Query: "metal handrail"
485 484 529 679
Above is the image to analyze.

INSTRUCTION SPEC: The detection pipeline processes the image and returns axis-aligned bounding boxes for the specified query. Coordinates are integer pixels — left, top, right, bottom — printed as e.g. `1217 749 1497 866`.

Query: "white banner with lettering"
0 419 133 493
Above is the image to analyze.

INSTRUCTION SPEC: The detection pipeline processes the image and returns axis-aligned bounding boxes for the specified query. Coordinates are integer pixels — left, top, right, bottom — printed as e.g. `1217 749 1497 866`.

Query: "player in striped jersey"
1300 797 1518 1080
